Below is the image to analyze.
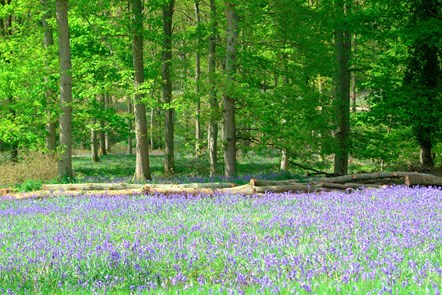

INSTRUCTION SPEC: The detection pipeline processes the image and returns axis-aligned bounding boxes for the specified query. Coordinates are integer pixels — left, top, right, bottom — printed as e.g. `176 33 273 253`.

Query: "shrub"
0 152 57 186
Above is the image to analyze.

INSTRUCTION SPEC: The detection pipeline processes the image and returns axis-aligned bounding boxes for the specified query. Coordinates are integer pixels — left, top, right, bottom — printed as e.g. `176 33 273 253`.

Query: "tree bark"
105 93 111 153
333 0 351 176
208 0 218 177
223 1 238 179
194 0 202 157
91 119 100 162
99 94 107 156
280 149 289 171
127 100 133 155
56 0 73 179
419 138 434 169
131 0 151 180
162 0 175 174
313 171 442 186
351 34 357 112
42 0 57 152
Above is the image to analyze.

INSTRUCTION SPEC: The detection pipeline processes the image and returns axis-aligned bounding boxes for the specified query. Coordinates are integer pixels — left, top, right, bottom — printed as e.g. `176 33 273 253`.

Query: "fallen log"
42 183 146 191
143 184 251 196
249 179 301 187
9 189 145 199
319 182 382 190
147 182 235 189
42 182 235 192
312 172 442 186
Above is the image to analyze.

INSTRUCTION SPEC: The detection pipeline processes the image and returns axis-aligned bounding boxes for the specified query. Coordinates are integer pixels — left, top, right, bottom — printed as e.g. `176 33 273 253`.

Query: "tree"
162 0 176 174
208 0 219 177
333 0 352 176
41 0 57 152
131 0 151 181
403 0 441 169
194 0 202 157
56 0 74 179
223 0 238 178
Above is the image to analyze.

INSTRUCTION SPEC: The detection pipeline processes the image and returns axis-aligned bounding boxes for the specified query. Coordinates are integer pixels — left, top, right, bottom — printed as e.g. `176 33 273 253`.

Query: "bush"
0 152 57 186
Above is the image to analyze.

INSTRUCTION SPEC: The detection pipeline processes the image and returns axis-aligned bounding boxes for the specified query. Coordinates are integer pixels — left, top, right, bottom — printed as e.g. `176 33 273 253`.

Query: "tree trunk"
194 0 202 157
223 1 238 179
131 0 151 180
351 34 357 112
208 0 218 177
56 0 73 179
405 0 440 170
42 0 57 152
127 100 133 155
280 149 288 171
419 135 434 169
105 93 111 153
91 120 100 162
162 0 175 174
333 0 351 176
99 94 107 156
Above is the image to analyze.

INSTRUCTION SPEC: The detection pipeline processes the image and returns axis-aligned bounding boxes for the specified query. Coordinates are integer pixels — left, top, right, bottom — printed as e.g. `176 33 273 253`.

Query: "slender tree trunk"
208 0 218 177
280 149 289 171
150 108 154 149
223 1 238 179
56 0 73 179
8 96 18 163
127 100 133 155
131 0 151 180
194 0 202 157
42 0 57 152
99 94 107 156
162 0 175 174
351 34 357 112
91 119 100 162
333 0 351 176
105 93 111 153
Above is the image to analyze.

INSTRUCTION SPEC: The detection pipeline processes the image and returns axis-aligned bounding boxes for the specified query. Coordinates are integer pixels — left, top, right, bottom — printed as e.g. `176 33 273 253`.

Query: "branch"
289 160 337 177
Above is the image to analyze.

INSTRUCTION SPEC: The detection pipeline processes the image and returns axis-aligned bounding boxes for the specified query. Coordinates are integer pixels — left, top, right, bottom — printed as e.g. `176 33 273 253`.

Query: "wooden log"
313 172 442 186
249 179 300 187
144 186 216 195
42 182 235 192
11 189 145 199
147 182 235 189
319 183 381 190
0 188 13 196
144 184 252 196
252 184 313 194
42 183 146 191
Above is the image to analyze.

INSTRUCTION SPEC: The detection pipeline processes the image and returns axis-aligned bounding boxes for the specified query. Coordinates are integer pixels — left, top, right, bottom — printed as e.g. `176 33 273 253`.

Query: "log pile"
2 172 442 198
143 171 442 196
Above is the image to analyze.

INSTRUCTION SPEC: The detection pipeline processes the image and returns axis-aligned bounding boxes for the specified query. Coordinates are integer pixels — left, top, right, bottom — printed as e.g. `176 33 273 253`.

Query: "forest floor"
1 150 441 196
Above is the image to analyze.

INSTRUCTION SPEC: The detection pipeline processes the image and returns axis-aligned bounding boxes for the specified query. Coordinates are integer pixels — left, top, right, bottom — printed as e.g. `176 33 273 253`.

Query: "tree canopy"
0 0 440 178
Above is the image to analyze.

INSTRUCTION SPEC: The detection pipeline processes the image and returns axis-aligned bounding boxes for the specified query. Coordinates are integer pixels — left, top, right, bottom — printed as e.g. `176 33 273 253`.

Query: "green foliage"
15 180 43 192
0 0 440 177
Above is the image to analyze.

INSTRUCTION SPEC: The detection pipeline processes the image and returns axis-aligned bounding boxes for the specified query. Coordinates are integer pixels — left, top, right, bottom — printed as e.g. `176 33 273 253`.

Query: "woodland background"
0 0 441 184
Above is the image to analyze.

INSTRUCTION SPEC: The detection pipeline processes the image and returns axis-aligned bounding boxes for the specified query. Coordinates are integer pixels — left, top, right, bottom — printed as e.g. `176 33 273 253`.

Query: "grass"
0 150 298 191
0 152 57 188
72 152 298 185
0 186 441 294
